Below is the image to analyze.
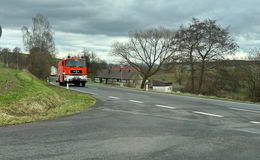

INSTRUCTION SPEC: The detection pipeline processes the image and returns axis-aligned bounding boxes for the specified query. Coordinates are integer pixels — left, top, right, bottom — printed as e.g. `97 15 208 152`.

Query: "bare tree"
21 14 55 56
1 48 10 68
194 19 238 93
177 18 238 93
112 27 178 88
80 48 98 66
13 47 21 69
21 14 54 79
80 48 107 79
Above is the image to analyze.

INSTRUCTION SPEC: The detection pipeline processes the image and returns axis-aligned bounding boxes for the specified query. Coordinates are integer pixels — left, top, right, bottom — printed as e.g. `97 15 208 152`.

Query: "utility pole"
0 25 2 38
16 53 19 69
120 64 123 82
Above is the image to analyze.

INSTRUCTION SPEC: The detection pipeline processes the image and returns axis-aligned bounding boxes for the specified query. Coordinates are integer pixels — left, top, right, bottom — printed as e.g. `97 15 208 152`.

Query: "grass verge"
0 67 96 126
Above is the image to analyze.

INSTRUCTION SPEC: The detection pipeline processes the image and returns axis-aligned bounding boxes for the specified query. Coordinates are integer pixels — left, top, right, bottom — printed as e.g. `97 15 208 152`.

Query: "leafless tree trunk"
189 50 196 93
198 59 205 93
175 24 201 93
1 48 10 68
13 47 21 69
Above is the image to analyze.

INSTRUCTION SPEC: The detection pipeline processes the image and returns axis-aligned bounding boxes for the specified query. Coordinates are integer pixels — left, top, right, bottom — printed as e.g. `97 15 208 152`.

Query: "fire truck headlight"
81 75 87 79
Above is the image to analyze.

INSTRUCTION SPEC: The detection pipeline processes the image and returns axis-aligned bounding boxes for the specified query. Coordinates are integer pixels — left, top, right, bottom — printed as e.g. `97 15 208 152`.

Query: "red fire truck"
58 57 87 87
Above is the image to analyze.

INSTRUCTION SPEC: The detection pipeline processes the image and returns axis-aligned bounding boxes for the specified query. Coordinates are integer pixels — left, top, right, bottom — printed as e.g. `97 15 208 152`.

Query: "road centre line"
155 105 175 109
250 121 260 125
229 107 260 114
128 100 144 104
192 111 224 118
126 92 148 97
108 96 120 99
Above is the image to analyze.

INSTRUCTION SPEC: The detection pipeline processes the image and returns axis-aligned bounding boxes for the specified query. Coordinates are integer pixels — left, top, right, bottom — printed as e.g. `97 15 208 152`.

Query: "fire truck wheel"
74 82 80 86
81 82 86 87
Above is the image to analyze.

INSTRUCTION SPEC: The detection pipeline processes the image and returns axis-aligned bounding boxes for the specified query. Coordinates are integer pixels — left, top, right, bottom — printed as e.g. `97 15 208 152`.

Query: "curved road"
1 83 260 160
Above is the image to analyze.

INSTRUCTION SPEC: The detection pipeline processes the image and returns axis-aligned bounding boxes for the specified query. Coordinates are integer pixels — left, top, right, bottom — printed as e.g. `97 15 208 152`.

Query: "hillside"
0 66 95 126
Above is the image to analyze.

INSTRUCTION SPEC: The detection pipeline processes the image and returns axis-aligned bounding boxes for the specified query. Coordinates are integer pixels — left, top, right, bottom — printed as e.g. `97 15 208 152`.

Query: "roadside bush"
27 47 52 80
241 65 260 102
241 50 260 102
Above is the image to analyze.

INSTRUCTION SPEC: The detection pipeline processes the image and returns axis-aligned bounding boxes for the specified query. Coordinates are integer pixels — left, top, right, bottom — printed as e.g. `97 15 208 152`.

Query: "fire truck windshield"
66 59 86 67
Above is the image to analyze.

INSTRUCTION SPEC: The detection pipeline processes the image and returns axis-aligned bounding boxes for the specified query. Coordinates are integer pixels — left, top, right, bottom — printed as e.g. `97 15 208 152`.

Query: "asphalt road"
1 83 260 160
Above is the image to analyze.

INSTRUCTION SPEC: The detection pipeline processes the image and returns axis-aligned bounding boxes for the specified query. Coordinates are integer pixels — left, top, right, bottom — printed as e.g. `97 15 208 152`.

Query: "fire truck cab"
58 57 87 87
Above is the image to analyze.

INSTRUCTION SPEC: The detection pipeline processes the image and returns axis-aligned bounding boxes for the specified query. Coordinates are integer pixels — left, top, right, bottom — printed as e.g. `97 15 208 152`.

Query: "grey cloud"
1 0 259 35
1 0 260 54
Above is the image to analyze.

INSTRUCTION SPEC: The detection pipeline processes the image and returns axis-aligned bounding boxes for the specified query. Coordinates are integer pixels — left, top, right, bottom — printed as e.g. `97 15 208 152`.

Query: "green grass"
150 72 176 82
226 90 248 99
0 67 96 126
149 70 257 103
89 79 260 105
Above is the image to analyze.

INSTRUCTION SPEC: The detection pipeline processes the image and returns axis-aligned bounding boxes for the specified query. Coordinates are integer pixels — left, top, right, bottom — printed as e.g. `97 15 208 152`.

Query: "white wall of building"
153 86 172 93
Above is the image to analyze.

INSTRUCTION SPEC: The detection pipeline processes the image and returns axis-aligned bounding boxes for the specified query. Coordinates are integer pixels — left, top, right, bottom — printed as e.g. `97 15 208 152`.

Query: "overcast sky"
0 0 260 61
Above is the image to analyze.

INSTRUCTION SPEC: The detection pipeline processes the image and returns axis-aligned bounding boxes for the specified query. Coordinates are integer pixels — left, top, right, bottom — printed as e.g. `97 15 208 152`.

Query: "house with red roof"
94 65 142 87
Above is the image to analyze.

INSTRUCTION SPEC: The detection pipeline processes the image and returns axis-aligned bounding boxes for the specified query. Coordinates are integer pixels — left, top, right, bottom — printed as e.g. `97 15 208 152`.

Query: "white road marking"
126 92 148 97
155 105 176 109
250 121 260 125
193 111 224 118
70 88 99 95
108 96 120 99
229 107 260 114
128 100 144 104
101 108 149 116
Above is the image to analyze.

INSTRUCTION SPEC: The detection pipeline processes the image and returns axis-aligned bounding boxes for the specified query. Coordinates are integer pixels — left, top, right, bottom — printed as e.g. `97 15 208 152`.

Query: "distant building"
50 66 57 76
95 67 142 87
110 65 136 71
152 80 173 93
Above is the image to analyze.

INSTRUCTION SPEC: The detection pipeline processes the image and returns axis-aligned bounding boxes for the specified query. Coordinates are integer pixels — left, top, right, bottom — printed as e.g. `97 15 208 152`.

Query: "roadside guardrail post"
145 80 148 91
66 79 69 89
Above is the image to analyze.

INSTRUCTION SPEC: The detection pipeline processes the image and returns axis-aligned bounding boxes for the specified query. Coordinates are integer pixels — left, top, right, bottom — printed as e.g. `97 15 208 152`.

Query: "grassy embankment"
0 66 96 126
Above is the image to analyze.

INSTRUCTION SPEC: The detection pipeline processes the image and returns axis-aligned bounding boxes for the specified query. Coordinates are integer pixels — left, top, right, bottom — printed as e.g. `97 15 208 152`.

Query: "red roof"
111 65 136 71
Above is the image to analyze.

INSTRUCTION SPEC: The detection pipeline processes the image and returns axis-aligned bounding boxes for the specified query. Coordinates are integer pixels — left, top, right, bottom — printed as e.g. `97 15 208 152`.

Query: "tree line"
0 47 27 69
112 18 260 102
76 48 108 79
0 14 107 80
